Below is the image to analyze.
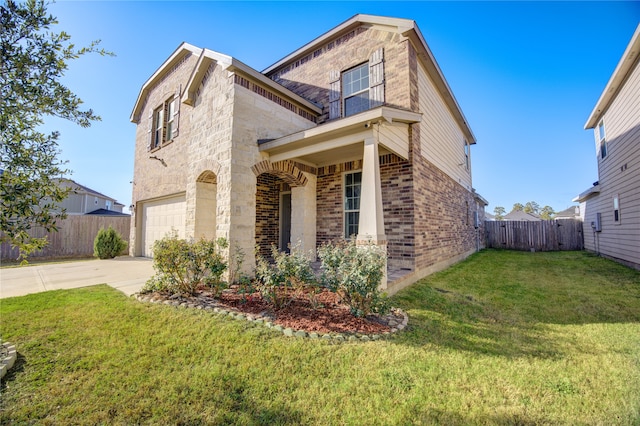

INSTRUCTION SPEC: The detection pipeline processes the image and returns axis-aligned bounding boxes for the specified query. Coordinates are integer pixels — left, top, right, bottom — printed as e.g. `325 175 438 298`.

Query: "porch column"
291 171 317 260
357 135 388 289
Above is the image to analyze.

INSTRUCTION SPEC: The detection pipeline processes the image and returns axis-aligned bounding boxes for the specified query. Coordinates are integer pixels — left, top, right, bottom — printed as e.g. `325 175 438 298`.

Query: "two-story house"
574 24 640 270
57 179 127 215
129 14 487 293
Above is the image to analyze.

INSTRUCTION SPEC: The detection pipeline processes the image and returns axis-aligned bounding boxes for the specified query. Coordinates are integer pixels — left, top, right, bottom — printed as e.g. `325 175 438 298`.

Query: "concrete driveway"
0 257 154 299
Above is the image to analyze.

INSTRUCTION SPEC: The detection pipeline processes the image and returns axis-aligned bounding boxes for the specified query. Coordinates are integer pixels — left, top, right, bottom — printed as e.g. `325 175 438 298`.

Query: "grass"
1 249 639 425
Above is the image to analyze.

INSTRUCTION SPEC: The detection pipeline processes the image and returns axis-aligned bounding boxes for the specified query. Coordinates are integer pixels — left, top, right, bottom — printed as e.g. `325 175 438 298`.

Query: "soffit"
259 106 421 164
585 24 640 129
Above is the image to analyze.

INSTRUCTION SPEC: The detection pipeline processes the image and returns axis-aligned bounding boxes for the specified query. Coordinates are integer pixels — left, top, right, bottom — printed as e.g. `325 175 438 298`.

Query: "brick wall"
255 174 293 258
316 155 415 269
380 154 415 269
412 138 480 271
255 173 280 258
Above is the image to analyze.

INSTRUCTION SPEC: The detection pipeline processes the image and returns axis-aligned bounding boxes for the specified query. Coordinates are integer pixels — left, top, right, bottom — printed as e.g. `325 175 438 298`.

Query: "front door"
279 192 292 253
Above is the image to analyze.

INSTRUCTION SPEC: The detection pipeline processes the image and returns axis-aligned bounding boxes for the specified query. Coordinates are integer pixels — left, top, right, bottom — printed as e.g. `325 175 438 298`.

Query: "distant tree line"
492 202 555 221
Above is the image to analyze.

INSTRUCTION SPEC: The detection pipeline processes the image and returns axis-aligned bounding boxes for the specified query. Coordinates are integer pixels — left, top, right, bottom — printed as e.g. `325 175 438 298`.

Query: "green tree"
540 205 555 220
524 201 541 215
0 0 111 261
512 203 524 212
493 206 506 221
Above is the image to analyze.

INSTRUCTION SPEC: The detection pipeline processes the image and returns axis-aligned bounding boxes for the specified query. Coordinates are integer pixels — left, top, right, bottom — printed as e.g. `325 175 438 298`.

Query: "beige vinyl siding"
584 57 640 267
378 122 409 160
417 63 472 190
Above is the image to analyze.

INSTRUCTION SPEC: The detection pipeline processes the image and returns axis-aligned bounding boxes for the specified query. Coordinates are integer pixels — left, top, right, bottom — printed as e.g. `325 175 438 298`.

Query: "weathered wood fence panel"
1 215 130 261
485 220 584 251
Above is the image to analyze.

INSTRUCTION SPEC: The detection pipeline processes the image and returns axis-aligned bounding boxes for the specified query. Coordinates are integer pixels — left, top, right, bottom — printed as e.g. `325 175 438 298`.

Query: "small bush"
93 226 128 259
255 243 317 309
318 239 390 318
143 234 228 296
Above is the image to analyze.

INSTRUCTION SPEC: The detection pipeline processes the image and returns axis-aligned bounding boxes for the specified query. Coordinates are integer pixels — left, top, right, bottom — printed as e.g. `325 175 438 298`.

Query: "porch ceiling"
259 106 421 165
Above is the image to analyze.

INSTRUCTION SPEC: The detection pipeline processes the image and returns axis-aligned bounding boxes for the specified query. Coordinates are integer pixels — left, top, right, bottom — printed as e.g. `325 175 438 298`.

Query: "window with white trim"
342 63 370 117
598 120 607 159
152 106 164 150
328 47 385 120
464 139 470 170
149 95 180 151
344 171 362 238
613 195 620 223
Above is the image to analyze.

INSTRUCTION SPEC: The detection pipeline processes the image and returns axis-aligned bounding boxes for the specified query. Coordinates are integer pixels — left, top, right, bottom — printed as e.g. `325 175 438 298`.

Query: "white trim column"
291 171 317 260
357 135 388 289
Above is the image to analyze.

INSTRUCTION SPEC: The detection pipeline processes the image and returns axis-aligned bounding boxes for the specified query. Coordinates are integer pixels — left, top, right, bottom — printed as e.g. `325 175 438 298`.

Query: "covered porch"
253 106 421 289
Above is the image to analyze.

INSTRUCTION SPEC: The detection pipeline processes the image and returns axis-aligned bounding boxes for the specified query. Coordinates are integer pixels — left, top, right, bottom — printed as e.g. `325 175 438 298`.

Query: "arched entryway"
252 160 315 259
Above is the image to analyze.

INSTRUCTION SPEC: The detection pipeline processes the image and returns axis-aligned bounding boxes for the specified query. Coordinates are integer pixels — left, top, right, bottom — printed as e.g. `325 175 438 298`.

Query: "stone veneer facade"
130 16 486 294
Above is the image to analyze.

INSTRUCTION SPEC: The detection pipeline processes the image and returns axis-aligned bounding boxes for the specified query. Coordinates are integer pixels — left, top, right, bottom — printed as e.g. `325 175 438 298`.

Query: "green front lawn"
2 250 639 424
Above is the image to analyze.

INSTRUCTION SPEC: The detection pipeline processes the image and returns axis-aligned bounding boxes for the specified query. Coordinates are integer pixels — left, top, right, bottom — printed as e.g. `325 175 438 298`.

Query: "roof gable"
130 42 201 123
262 14 476 144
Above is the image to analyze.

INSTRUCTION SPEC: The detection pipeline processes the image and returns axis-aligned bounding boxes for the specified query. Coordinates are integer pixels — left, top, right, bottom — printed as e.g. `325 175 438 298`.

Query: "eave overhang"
259 106 421 164
182 49 323 115
572 185 601 203
262 14 476 145
585 23 640 129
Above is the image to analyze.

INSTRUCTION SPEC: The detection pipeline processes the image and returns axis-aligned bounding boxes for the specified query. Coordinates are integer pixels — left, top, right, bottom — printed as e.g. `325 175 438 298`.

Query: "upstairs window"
152 106 164 150
149 92 180 151
342 63 370 117
328 48 385 120
598 120 607 159
464 139 470 170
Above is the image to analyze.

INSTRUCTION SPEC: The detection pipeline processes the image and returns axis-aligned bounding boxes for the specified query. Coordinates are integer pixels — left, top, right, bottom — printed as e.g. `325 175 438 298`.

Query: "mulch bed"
144 286 402 335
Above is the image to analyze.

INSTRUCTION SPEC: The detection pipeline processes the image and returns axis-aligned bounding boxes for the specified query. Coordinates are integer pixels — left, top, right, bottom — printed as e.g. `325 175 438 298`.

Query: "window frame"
613 194 620 224
150 97 177 151
342 63 370 118
152 106 164 150
165 99 175 141
598 120 607 159
464 139 470 170
343 170 362 238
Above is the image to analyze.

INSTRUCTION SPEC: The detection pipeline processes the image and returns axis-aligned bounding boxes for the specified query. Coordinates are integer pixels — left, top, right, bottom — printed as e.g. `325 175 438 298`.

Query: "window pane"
342 63 369 97
345 212 359 237
345 92 369 117
344 172 362 237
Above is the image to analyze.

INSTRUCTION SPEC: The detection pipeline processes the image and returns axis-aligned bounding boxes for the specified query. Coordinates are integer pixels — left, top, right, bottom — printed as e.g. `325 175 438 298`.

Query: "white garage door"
140 195 186 257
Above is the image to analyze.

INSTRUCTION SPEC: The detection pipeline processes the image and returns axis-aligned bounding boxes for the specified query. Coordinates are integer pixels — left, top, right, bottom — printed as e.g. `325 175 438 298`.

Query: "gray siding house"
574 24 640 270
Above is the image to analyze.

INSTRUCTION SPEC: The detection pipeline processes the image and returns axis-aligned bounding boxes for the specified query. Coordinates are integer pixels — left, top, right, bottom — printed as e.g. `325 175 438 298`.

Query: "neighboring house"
554 206 580 220
129 14 487 293
57 179 127 215
503 211 541 222
485 212 496 221
574 24 640 270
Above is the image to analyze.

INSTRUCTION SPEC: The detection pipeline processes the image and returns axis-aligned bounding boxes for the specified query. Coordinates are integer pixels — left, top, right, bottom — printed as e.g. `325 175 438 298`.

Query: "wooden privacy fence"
1 215 130 261
485 219 584 251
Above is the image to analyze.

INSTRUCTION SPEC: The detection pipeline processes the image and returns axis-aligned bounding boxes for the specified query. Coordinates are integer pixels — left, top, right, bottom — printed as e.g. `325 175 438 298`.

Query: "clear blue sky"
44 1 639 214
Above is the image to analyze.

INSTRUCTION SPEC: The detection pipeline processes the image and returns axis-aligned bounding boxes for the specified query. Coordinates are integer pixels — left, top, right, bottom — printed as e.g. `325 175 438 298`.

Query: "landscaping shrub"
93 226 128 259
318 239 390 317
143 234 228 296
255 244 317 309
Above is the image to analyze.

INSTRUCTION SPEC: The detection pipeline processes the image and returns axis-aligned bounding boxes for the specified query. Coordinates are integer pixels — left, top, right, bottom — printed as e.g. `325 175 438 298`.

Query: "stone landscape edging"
0 341 18 380
134 293 408 342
